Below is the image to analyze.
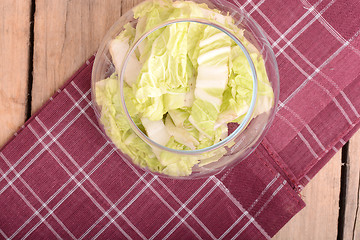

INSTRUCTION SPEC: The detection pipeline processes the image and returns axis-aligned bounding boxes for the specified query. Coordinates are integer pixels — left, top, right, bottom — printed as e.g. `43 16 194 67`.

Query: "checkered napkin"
234 0 360 188
1 0 360 239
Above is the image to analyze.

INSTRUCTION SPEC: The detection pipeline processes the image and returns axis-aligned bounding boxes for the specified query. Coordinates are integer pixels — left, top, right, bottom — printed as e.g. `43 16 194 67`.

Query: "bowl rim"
90 0 280 178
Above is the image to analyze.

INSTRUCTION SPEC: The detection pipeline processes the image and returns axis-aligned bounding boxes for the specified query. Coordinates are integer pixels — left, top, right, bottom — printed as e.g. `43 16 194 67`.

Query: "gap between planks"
25 0 36 120
343 130 360 240
338 142 349 240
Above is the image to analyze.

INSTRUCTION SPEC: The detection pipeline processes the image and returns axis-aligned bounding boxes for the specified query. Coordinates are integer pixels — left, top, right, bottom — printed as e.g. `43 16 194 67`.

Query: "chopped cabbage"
95 0 274 176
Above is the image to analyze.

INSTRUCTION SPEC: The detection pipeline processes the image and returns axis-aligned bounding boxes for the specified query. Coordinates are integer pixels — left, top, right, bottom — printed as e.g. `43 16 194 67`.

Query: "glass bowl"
91 0 279 178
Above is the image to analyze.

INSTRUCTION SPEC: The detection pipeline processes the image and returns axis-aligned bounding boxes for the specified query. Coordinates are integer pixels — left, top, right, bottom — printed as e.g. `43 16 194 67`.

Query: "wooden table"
0 1 359 239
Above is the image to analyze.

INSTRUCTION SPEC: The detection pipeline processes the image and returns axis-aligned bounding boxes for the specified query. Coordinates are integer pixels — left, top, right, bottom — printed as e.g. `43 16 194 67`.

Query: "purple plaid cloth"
1 0 360 239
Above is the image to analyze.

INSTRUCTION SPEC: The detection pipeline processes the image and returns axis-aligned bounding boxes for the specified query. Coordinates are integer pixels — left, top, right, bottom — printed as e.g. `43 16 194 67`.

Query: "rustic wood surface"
32 0 123 113
0 1 359 239
0 0 31 147
273 151 342 240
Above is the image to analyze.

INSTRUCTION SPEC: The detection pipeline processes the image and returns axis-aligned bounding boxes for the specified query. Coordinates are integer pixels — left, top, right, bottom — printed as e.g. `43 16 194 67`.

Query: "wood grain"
273 151 342 240
32 0 124 112
0 0 31 147
121 0 144 13
344 130 360 240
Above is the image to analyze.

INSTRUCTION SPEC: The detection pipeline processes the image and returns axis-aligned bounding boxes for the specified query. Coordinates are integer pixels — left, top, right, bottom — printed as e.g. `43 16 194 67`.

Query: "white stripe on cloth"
277 37 357 119
311 79 355 126
316 71 360 120
162 176 220 240
272 0 323 48
8 142 110 239
304 0 344 45
93 176 204 240
79 174 148 240
0 167 62 239
271 24 360 118
238 1 357 166
91 176 158 240
218 173 280 240
231 180 286 240
0 152 76 240
0 229 8 239
274 0 336 56
143 180 203 240
67 84 155 231
89 170 207 239
301 1 360 118
23 126 132 238
71 82 203 239
274 29 358 127
20 148 117 239
245 0 360 121
281 105 326 151
34 110 146 239
215 178 271 240
232 0 252 10
276 113 319 159
273 23 360 121
248 0 265 15
0 89 92 184
278 101 329 158
337 87 360 119
0 92 93 196
64 87 108 140
303 0 360 57
254 180 287 219
23 122 132 240
149 178 216 240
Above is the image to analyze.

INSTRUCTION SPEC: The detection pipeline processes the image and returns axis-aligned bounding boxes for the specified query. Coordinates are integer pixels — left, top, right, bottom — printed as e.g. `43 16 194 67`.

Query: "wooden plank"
274 150 342 240
344 130 360 240
0 0 31 147
32 0 125 112
121 0 144 13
